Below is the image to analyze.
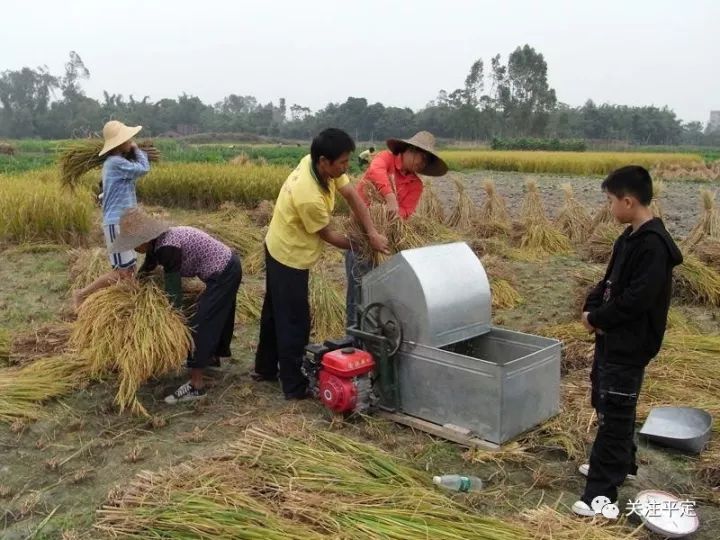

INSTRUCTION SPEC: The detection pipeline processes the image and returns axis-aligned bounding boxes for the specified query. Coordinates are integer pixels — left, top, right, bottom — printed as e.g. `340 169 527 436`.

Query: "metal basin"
639 407 712 454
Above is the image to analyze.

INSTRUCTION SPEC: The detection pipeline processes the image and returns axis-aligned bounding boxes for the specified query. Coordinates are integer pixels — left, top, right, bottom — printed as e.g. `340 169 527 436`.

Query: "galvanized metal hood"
361 242 492 348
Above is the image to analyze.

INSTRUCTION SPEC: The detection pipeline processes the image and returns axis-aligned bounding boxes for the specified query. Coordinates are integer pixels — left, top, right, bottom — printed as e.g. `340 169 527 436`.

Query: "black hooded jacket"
584 218 683 367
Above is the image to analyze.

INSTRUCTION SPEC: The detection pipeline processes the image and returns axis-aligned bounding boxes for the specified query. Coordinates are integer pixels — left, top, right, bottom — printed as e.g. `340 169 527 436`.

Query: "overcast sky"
2 0 717 124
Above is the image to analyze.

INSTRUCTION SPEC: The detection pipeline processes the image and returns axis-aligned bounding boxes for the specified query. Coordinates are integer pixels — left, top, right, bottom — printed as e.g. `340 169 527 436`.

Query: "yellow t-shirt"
265 155 350 269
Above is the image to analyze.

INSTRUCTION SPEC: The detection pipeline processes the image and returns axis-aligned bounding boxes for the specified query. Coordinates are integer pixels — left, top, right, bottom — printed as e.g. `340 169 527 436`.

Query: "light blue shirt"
101 148 150 225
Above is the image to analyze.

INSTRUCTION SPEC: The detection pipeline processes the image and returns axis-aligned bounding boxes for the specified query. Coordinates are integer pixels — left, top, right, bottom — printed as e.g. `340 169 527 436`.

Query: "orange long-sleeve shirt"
356 150 424 219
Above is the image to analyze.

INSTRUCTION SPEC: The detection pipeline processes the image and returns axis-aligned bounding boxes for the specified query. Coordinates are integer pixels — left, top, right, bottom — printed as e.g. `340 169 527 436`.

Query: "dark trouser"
583 339 644 504
254 246 310 397
187 253 242 369
345 249 374 329
358 157 368 168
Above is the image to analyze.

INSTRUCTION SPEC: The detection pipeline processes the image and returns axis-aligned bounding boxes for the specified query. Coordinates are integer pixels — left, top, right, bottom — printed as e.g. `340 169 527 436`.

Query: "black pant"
583 339 645 504
254 246 310 397
187 254 242 369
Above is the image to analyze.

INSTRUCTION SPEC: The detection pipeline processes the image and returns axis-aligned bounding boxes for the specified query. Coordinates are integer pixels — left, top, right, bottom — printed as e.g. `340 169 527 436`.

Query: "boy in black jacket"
572 166 683 518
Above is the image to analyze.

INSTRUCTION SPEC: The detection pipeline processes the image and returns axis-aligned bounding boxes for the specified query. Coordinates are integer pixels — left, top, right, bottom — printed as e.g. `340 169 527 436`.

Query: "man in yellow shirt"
254 128 388 399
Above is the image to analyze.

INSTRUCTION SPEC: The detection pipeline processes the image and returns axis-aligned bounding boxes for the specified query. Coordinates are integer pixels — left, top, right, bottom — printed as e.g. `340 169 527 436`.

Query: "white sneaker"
165 382 207 404
578 463 637 480
571 500 596 517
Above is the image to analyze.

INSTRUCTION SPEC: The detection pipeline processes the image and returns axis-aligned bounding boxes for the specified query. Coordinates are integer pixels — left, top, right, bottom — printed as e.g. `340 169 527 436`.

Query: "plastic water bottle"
433 474 483 493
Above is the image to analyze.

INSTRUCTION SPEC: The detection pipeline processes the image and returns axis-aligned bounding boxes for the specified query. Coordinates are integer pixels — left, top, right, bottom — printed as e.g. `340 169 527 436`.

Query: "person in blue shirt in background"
73 120 150 309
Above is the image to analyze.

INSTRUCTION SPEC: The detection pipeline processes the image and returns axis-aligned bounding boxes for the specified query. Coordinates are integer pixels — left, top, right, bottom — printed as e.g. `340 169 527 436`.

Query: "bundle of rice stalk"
519 179 548 223
236 284 264 324
70 280 192 416
683 189 720 249
477 180 511 238
0 354 90 422
518 180 571 255
491 279 522 310
59 140 160 188
649 180 665 219
694 239 720 270
673 253 720 306
555 183 592 243
445 175 477 230
229 152 250 166
519 224 571 256
544 322 595 374
405 214 461 246
347 203 422 266
309 269 345 342
69 247 110 290
583 222 622 263
8 323 71 366
417 180 446 223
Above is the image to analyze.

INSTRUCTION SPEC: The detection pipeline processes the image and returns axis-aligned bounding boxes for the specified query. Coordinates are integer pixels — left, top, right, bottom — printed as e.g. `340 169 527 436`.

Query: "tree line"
1 46 718 146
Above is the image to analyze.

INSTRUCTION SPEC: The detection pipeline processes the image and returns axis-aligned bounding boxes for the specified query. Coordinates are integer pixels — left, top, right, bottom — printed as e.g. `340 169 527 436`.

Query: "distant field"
1 138 717 176
439 150 704 176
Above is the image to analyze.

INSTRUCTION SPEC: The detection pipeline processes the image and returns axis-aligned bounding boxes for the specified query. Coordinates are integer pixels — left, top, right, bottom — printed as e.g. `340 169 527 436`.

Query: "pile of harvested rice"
582 223 623 263
684 189 720 249
477 180 511 238
517 180 571 255
59 140 160 188
694 239 720 270
70 280 192 416
417 180 446 223
446 175 477 230
96 423 527 540
674 253 720 306
555 184 592 243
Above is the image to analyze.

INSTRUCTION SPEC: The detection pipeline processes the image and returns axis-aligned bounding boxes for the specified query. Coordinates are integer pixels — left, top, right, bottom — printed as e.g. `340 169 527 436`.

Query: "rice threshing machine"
303 242 561 447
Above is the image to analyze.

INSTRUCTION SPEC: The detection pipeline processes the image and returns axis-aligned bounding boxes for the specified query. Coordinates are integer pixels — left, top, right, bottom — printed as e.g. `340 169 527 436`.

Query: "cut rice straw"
309 268 345 342
446 175 477 230
517 180 571 256
673 253 720 306
555 183 592 243
477 180 511 238
683 189 720 249
417 179 446 223
97 423 529 540
0 354 90 422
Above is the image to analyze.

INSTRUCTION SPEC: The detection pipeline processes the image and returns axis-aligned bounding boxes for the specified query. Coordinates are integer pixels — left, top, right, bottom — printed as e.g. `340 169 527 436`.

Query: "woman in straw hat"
73 120 151 309
111 208 242 404
346 131 447 328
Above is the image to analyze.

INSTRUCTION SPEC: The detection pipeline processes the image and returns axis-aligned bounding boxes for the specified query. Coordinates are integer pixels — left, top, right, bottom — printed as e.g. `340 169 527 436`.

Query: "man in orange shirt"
346 131 448 328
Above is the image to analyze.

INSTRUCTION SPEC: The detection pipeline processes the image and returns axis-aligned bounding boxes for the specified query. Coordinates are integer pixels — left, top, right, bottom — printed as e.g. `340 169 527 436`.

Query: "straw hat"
386 131 448 177
98 120 143 156
110 208 171 252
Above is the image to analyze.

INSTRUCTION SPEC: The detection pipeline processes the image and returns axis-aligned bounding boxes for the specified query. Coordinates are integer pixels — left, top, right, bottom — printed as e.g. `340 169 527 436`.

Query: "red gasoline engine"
303 339 376 414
